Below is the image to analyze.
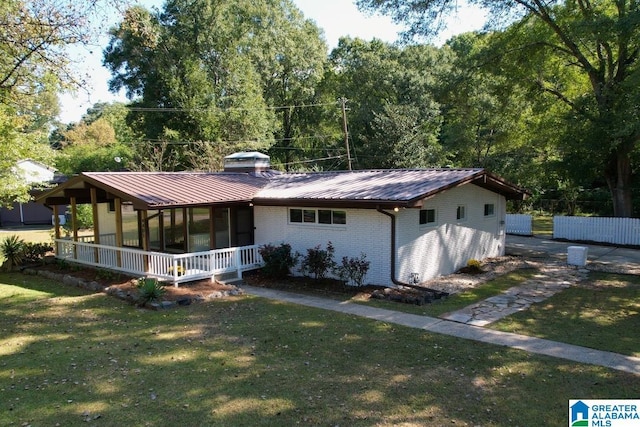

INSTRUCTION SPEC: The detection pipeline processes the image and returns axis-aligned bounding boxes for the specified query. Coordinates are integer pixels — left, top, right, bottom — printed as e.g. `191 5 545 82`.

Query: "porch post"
90 188 100 264
114 198 123 267
141 210 149 272
182 208 188 252
52 205 61 256
209 206 215 250
70 197 78 259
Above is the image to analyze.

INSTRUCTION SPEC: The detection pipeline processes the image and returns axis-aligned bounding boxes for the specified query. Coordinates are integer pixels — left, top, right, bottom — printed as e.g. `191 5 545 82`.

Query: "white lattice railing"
54 239 263 286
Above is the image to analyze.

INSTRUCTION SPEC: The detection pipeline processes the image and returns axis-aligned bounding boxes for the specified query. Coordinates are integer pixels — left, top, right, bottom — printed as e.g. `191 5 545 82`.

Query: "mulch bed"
23 255 526 307
242 270 382 300
26 261 237 303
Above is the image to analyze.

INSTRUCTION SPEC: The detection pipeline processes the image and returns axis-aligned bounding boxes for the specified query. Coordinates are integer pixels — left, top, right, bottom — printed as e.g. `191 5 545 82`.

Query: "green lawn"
2 272 639 426
492 272 640 357
533 214 553 236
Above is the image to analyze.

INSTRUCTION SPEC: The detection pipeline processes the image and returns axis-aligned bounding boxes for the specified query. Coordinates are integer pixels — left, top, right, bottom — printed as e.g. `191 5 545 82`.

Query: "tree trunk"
604 143 634 217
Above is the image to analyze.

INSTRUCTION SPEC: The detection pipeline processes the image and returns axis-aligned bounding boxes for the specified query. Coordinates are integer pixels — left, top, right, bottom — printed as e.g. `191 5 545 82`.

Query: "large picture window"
289 208 346 225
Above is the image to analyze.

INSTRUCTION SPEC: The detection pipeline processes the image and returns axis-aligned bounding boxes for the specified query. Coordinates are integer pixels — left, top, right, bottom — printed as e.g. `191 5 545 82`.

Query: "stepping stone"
442 312 473 323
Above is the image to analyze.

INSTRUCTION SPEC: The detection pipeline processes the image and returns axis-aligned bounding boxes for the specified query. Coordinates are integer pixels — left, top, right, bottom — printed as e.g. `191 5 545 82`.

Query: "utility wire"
270 155 345 168
125 101 339 113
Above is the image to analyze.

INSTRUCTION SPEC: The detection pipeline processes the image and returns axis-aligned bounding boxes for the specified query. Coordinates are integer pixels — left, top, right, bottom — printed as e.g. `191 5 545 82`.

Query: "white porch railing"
505 214 533 236
55 239 264 286
553 216 640 246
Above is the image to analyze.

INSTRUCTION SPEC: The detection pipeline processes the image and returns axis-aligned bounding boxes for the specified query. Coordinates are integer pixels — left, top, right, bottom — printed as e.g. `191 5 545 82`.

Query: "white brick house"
253 168 522 287
38 152 526 286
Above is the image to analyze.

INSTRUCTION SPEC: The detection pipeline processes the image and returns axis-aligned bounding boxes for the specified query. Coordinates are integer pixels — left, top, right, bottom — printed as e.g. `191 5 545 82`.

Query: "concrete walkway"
243 285 640 375
241 236 640 375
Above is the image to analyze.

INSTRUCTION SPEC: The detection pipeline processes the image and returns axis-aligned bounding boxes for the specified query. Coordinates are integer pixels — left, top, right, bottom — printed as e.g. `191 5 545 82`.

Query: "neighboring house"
0 160 66 226
36 152 527 286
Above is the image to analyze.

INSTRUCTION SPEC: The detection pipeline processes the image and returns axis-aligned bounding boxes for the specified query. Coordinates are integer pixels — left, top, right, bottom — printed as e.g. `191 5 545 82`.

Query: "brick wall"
254 184 505 287
395 184 505 283
254 206 391 286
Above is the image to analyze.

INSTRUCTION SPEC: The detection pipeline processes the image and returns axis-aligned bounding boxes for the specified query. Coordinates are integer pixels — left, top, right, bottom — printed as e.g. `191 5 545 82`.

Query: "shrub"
62 204 94 234
300 242 336 280
136 277 166 305
462 259 483 274
258 243 299 278
1 235 25 270
335 253 370 287
22 242 53 263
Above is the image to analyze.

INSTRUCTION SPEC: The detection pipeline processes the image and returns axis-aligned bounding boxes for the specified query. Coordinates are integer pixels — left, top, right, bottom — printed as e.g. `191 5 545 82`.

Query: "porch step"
214 271 244 285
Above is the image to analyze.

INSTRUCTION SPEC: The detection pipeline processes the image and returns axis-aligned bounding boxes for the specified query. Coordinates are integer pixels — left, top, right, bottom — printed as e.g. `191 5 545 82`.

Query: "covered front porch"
37 171 270 285
55 236 262 285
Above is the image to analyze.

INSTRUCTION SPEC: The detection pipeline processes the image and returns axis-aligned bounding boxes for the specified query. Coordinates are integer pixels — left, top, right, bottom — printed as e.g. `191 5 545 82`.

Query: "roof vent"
223 152 270 173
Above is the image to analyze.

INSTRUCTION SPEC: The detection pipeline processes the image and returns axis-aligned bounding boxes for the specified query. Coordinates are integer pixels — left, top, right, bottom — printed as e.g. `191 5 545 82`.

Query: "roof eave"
252 198 412 210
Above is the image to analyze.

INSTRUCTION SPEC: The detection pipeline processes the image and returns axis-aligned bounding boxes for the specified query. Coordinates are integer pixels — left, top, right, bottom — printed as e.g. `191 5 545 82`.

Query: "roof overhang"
35 172 265 210
35 168 528 211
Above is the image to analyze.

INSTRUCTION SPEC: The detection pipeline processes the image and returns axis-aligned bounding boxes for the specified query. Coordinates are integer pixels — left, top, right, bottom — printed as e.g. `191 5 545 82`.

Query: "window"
484 203 495 217
419 208 436 225
303 209 316 223
289 208 346 225
456 205 466 221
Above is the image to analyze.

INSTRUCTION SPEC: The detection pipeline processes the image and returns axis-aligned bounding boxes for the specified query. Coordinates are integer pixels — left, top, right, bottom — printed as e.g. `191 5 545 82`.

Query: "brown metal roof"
253 169 526 208
37 168 526 210
38 172 270 209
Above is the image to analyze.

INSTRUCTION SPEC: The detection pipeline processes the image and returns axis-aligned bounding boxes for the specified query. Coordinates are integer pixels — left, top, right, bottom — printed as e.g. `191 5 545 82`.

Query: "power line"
125 101 339 113
270 155 345 168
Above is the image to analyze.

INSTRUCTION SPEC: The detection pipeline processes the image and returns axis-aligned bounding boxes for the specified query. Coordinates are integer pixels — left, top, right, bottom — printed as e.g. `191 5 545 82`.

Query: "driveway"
505 234 640 274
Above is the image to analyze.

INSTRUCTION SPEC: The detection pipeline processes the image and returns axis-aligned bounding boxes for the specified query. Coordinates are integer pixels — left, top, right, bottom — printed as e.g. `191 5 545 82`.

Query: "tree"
325 38 447 168
0 0 125 203
103 0 327 171
0 105 54 206
357 0 640 217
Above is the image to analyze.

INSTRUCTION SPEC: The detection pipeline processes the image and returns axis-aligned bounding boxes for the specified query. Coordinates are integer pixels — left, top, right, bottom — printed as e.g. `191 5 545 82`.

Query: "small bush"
62 204 94 234
55 258 69 270
136 277 166 305
335 253 370 287
96 268 119 281
1 235 25 269
461 259 483 274
22 242 53 263
300 242 336 280
259 243 299 278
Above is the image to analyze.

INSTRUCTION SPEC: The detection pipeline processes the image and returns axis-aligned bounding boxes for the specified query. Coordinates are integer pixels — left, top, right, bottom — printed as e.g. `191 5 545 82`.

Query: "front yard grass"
2 272 639 426
492 272 640 357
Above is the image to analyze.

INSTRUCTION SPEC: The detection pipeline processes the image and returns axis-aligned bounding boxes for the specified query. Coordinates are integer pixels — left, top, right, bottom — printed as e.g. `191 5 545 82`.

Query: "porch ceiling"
37 172 270 210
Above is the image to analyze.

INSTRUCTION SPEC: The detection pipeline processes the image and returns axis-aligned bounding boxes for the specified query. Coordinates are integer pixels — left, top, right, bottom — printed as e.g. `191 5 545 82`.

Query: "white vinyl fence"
505 214 533 236
553 216 640 246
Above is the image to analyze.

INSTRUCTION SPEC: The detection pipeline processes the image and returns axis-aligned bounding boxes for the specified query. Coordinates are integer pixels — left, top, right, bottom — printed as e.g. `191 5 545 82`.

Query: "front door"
234 207 254 246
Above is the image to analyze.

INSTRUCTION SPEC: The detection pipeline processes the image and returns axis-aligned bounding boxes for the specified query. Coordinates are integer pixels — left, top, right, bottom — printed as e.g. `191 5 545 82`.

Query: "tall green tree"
325 38 447 168
0 0 125 204
357 0 640 217
104 0 327 171
438 33 532 171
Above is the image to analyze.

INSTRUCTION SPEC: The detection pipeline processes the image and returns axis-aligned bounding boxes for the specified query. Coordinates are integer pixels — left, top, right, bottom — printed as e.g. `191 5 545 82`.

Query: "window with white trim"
289 208 346 225
484 203 495 217
419 208 437 226
456 205 466 221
